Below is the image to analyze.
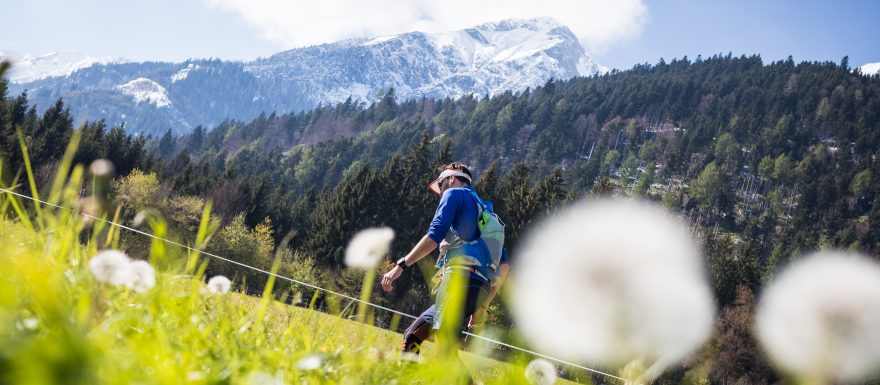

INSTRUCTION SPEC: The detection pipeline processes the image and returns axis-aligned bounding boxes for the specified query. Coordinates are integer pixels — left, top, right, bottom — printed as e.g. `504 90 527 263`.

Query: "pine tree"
691 161 723 212
304 162 377 267
34 98 73 162
498 162 536 253
158 128 177 158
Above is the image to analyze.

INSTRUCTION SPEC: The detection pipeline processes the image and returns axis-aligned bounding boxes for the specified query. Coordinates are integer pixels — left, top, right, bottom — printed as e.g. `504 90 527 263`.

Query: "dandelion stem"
356 268 375 323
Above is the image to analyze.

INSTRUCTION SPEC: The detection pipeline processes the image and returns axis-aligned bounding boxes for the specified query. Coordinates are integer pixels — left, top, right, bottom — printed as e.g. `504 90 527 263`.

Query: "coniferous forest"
2 54 879 384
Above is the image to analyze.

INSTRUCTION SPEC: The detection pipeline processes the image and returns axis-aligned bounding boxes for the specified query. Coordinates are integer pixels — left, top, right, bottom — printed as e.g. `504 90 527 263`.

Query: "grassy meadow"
0 136 583 385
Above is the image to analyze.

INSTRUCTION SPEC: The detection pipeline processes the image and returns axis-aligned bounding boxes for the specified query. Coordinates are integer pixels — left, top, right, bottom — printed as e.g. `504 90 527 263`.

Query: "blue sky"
2 0 877 70
612 0 879 69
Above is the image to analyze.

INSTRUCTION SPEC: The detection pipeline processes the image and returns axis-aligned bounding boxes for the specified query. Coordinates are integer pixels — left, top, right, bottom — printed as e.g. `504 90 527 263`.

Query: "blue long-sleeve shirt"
426 186 480 244
427 185 510 267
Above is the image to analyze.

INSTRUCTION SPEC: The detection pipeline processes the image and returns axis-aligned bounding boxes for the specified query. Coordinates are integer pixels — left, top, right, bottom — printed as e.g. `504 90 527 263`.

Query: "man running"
380 162 507 354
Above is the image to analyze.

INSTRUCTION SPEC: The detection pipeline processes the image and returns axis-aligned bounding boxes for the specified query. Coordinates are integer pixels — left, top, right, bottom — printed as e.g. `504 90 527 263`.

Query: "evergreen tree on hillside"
498 162 537 254
158 128 177 158
74 121 108 167
474 160 501 205
33 99 73 163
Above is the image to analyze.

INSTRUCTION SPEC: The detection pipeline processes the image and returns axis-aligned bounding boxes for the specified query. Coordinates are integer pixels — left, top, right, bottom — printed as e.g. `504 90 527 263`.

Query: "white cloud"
201 0 648 54
860 62 880 75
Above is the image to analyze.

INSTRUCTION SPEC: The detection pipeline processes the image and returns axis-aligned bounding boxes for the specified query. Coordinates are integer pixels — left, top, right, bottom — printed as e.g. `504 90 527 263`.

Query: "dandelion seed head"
88 158 115 178
344 227 395 270
77 197 104 219
88 250 135 286
525 358 558 385
133 211 147 227
245 371 285 385
207 275 232 294
296 355 323 370
127 260 156 293
17 317 39 331
400 352 423 363
512 198 714 371
186 371 206 381
756 251 880 382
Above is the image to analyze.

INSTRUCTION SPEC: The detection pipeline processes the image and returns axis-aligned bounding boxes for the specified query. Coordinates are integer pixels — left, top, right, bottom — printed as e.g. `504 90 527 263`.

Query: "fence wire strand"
0 186 626 383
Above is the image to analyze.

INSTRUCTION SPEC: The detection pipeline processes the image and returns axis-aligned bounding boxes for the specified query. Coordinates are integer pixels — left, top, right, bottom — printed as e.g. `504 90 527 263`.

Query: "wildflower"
296 355 323 370
127 260 156 293
17 317 39 331
400 352 423 363
207 275 232 294
344 227 395 270
755 251 880 383
88 158 114 177
186 371 206 381
88 250 135 286
245 371 285 385
525 358 557 385
511 198 714 378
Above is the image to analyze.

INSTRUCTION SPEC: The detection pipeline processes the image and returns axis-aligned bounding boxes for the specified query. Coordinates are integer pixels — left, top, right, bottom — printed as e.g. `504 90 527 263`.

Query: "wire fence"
0 186 626 383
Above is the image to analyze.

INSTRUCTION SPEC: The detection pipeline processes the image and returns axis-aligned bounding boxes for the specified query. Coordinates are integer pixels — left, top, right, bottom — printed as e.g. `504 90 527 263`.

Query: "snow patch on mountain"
115 78 172 108
171 63 200 83
7 18 602 137
0 51 127 83
859 62 880 76
364 35 398 46
245 17 601 107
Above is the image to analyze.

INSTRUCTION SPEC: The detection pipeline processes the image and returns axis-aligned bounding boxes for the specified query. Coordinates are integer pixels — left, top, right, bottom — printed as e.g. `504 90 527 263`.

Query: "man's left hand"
381 266 402 292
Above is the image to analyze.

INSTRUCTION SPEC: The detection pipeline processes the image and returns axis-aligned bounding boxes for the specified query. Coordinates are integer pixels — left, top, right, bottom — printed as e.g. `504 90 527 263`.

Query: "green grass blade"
47 128 82 206
16 129 43 226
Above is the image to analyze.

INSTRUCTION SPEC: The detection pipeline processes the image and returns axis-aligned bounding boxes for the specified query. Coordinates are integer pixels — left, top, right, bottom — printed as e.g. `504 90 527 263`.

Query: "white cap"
428 169 472 195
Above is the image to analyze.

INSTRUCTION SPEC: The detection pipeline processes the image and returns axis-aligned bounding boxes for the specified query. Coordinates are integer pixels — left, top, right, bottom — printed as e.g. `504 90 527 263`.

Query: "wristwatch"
396 258 408 270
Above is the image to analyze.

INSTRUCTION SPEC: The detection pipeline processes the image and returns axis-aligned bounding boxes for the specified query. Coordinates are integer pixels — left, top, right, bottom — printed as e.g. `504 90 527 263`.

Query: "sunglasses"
437 177 449 191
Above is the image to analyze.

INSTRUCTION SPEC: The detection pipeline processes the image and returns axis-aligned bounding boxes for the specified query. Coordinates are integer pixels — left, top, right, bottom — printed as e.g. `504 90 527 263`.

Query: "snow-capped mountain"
5 18 601 137
859 62 880 76
1 51 128 84
246 17 602 103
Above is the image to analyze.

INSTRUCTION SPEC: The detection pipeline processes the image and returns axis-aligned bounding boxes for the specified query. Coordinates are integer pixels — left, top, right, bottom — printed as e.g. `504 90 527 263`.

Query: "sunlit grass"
0 134 580 384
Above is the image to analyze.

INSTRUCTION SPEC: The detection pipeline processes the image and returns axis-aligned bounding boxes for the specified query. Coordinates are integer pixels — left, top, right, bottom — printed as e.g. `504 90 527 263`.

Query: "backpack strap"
467 189 490 212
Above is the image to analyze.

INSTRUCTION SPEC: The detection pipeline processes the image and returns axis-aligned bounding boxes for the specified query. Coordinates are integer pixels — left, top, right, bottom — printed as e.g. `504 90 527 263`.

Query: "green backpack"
467 190 505 274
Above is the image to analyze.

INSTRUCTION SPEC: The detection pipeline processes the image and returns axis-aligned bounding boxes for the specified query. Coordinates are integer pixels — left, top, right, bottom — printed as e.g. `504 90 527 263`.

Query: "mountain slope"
5 18 600 137
0 51 128 83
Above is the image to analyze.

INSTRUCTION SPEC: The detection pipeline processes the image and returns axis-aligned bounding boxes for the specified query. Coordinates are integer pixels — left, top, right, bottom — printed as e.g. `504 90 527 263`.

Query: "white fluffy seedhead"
512 198 714 375
344 227 395 270
127 260 156 293
88 250 135 286
525 358 558 385
207 275 232 294
756 251 880 382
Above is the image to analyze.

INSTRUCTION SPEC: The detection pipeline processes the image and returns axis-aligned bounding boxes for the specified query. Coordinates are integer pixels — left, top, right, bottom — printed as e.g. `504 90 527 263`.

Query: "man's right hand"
381 266 402 292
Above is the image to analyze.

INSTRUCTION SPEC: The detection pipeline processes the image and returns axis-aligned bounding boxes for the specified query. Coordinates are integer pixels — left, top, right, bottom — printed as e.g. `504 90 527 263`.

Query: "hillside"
0 210 583 384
